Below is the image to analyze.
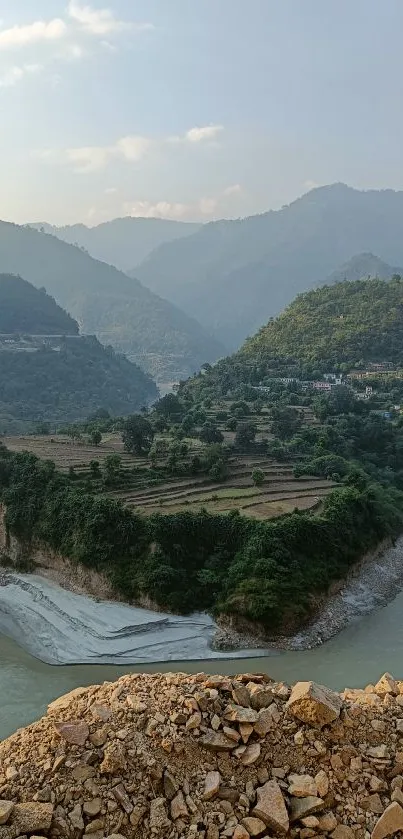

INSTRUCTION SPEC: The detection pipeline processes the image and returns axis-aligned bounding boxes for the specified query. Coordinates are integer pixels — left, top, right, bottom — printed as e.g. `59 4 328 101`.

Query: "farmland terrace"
3 434 335 520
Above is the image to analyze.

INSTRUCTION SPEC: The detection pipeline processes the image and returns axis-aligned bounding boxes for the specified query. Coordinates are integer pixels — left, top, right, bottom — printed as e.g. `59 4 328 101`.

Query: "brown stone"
232 684 251 707
239 722 254 742
163 770 178 801
170 791 188 821
253 706 276 737
69 803 84 831
112 784 133 814
371 802 403 839
362 794 384 814
241 816 267 835
100 741 127 774
248 684 274 710
203 771 221 801
201 731 236 751
90 704 112 722
71 764 96 782
315 770 329 798
240 743 261 766
224 704 258 724
286 681 342 728
252 780 289 834
0 805 13 827
233 826 250 839
9 803 54 835
375 673 398 696
331 826 356 839
83 799 102 818
149 798 171 832
288 774 317 798
54 720 89 746
318 813 338 832
289 796 325 822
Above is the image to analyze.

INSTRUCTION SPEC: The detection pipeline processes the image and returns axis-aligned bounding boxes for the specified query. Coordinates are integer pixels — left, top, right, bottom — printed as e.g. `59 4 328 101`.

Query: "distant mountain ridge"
0 221 224 381
326 252 403 285
0 274 157 429
29 217 200 273
134 184 403 349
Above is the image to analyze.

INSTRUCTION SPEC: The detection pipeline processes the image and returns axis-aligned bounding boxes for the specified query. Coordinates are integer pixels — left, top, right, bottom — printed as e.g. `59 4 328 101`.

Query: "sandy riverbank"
0 572 268 665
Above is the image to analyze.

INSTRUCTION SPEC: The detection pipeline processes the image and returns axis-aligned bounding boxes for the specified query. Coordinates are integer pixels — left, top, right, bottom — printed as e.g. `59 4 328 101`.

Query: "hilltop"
1 669 403 839
327 253 403 285
0 274 157 429
30 216 200 273
0 222 224 381
0 274 78 335
135 184 403 348
185 276 403 396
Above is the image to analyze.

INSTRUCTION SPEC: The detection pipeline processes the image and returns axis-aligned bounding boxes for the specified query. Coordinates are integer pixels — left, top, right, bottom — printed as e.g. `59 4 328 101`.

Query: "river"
2 586 403 741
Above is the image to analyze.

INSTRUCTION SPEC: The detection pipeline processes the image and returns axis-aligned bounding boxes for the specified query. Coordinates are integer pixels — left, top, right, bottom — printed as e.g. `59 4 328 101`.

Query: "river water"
3 586 403 741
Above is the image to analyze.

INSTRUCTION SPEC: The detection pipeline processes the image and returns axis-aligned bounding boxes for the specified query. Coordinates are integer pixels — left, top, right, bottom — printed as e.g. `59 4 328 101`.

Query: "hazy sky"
1 0 403 225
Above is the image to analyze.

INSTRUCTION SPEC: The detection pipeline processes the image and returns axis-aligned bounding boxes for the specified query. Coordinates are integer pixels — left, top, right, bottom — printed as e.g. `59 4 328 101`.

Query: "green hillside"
0 274 78 335
184 276 403 397
0 222 224 381
0 274 157 429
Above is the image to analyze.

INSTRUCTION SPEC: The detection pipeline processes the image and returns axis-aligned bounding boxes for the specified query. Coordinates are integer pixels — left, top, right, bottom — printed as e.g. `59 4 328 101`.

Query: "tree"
271 406 302 440
89 459 101 479
154 393 184 421
103 454 122 485
199 422 224 444
90 429 102 446
234 421 257 450
122 415 154 455
251 468 265 487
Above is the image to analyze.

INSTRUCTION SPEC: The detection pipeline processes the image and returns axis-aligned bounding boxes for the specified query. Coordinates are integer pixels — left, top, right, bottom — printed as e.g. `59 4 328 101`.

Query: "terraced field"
3 435 335 520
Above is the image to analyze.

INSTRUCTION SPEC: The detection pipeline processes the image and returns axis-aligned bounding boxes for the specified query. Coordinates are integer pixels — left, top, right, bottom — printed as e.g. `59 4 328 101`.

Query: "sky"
1 0 403 225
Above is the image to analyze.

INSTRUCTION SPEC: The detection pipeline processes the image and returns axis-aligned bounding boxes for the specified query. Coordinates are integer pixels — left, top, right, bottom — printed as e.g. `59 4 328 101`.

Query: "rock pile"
2 672 403 839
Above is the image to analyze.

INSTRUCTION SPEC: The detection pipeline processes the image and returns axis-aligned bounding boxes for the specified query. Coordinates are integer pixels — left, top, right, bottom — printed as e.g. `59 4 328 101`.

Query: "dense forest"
0 221 223 381
0 274 78 335
136 184 403 348
0 275 157 428
183 277 403 399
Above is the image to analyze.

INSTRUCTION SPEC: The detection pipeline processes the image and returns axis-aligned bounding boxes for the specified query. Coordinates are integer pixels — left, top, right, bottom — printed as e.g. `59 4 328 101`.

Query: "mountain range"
0 222 223 382
29 217 200 273
134 184 403 348
0 274 157 430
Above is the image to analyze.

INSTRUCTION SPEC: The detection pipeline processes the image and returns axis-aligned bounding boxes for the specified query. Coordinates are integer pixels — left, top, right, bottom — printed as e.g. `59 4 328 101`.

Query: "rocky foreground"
2 674 403 839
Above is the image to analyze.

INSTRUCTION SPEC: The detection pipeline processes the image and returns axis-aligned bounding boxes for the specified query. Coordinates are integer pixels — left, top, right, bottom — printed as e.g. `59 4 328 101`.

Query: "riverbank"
0 572 269 665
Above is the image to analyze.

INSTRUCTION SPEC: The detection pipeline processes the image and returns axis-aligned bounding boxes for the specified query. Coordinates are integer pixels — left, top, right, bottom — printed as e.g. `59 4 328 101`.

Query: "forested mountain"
135 184 403 348
0 222 224 381
0 274 157 429
29 217 200 273
0 274 78 335
327 253 403 285
185 276 403 396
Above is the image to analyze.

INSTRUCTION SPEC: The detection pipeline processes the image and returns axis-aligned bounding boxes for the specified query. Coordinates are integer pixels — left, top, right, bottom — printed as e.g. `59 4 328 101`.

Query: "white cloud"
0 19 66 50
62 135 152 172
67 2 153 36
169 124 224 145
115 135 152 162
66 146 111 172
105 186 118 195
0 62 42 87
303 179 320 191
185 125 224 143
125 185 243 221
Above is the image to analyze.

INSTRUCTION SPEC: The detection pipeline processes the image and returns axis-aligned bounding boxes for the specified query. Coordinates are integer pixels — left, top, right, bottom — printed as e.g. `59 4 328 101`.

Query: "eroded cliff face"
1 671 403 839
0 504 118 601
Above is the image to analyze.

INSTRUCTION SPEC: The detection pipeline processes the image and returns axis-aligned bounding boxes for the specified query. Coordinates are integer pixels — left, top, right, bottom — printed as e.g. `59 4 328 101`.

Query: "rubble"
2 673 403 838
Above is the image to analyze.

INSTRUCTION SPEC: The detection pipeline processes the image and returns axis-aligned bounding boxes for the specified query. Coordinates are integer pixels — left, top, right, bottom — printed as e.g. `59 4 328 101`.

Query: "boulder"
289 796 325 822
252 780 289 834
201 731 237 751
241 816 267 835
224 704 258 724
288 774 317 798
203 772 221 801
286 681 342 728
54 720 89 746
10 803 54 834
0 804 13 827
371 802 403 839
375 673 398 696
